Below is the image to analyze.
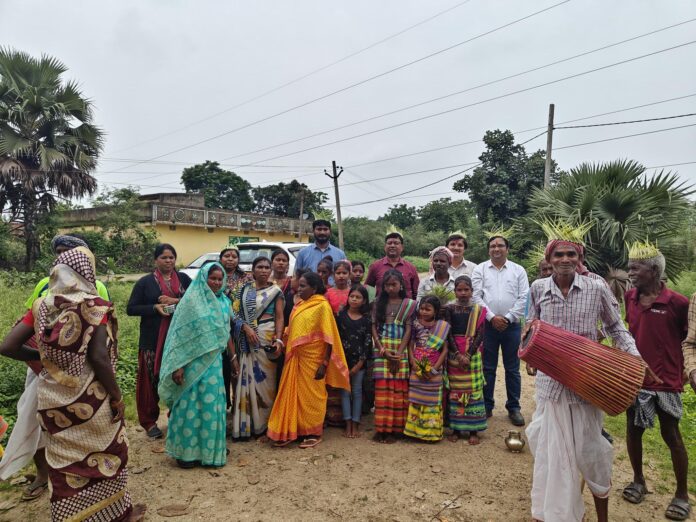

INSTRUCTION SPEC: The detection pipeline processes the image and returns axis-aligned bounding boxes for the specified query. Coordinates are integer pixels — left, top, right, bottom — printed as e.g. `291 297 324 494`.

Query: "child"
325 260 352 314
372 269 416 443
336 285 372 438
405 296 450 442
350 261 365 285
444 276 487 444
317 257 333 289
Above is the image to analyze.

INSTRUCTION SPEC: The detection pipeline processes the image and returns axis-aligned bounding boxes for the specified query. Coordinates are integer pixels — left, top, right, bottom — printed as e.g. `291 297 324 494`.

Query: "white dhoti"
0 368 45 480
526 392 613 522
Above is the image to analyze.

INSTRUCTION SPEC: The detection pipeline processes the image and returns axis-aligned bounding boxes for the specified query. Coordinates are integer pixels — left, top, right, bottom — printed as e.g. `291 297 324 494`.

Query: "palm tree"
0 48 103 269
526 159 693 281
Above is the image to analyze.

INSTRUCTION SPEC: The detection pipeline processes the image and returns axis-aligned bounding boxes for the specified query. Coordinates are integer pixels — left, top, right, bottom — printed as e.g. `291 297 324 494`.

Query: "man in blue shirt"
295 219 346 274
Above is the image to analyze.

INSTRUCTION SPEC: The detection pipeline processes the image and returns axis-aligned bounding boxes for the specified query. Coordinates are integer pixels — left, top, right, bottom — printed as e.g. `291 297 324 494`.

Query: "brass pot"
505 430 525 453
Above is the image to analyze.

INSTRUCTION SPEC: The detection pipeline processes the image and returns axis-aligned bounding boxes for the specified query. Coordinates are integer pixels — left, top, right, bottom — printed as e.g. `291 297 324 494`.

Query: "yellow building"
60 193 312 265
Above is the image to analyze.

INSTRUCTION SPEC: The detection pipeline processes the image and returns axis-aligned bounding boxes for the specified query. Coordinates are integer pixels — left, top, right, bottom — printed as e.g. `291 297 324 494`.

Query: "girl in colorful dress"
325 260 352 314
405 296 450 442
372 269 416 443
444 276 487 444
336 284 372 438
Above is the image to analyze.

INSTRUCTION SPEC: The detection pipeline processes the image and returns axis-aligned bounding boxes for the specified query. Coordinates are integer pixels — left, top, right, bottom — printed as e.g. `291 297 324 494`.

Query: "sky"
2 0 695 219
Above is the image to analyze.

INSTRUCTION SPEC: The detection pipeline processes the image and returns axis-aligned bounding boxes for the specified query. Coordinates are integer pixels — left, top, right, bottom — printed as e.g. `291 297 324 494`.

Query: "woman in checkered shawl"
0 247 144 521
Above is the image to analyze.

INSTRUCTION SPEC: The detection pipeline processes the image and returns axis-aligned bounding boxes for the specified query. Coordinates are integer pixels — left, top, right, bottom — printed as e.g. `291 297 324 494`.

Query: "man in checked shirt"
525 235 658 522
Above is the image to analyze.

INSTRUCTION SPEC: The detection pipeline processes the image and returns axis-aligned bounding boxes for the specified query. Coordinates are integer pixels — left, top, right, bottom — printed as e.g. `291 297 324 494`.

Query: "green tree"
526 160 693 280
418 197 472 233
181 160 254 211
252 179 327 217
0 49 103 269
453 130 558 225
381 204 418 229
342 217 388 258
76 186 159 272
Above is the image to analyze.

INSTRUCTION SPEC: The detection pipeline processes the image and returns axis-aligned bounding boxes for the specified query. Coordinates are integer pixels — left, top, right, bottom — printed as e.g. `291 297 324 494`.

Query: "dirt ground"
0 366 689 521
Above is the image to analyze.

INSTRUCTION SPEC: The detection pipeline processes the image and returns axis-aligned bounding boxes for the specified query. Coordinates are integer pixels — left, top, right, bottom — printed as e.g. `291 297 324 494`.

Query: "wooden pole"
544 103 555 189
297 189 305 241
324 160 344 250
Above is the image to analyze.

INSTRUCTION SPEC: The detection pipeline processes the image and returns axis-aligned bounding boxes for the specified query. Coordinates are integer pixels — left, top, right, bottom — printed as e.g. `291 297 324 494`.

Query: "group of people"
0 220 695 521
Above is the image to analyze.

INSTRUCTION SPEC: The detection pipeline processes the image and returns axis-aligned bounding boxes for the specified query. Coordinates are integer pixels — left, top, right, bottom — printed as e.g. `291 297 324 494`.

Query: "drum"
519 320 646 415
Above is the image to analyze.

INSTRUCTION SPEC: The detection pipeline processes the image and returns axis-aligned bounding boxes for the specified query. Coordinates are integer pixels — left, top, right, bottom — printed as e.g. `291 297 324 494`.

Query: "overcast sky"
2 0 695 218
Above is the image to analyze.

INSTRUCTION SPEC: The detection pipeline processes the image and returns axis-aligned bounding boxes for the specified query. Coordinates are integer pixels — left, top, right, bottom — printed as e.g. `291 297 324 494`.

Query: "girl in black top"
336 284 372 438
127 243 191 438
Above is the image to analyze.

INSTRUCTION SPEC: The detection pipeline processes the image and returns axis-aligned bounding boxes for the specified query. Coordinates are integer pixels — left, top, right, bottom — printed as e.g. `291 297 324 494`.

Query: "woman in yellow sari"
267 272 350 448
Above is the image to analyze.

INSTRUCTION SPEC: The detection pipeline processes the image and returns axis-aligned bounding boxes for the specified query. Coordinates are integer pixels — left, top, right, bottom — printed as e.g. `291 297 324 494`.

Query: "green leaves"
0 47 103 269
527 159 693 280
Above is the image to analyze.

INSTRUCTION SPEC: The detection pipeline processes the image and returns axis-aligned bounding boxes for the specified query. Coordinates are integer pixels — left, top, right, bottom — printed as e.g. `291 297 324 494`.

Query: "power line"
554 112 696 129
555 122 696 150
222 18 696 162
106 1 571 173
242 40 696 165
645 161 696 169
345 92 696 168
109 0 474 155
333 125 696 208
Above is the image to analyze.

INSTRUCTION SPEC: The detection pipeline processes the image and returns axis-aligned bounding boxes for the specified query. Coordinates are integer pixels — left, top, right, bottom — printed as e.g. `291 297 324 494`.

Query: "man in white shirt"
472 235 529 426
446 233 477 279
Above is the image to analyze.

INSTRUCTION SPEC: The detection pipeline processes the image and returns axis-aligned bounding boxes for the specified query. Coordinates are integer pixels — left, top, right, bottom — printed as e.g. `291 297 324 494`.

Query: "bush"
404 256 430 273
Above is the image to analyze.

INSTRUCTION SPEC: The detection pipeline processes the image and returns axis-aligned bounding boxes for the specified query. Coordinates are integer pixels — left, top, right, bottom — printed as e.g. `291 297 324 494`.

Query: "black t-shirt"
336 309 372 369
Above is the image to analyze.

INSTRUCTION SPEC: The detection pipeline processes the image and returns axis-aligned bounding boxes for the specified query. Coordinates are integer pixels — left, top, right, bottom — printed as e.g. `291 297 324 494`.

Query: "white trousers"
526 393 613 522
0 368 45 480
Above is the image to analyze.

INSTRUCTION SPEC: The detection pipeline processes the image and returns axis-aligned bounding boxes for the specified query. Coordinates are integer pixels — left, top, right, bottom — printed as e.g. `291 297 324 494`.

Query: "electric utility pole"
324 160 344 250
297 188 305 241
544 103 555 189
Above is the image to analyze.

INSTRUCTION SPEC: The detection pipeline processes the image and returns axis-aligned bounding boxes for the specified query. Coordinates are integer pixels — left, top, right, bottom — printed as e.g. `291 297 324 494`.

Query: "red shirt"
325 287 350 314
365 257 420 299
625 284 689 392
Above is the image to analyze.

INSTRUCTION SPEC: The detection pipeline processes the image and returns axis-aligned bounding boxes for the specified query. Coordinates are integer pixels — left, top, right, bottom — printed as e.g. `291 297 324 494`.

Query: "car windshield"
287 247 302 258
238 246 277 264
187 253 218 268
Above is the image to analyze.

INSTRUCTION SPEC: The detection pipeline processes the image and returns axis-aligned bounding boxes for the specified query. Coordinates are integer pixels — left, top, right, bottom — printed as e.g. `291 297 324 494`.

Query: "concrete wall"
153 224 308 265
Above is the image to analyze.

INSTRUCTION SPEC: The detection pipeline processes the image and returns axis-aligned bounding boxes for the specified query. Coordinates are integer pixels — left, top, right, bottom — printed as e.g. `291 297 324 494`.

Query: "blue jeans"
341 369 365 422
482 323 521 413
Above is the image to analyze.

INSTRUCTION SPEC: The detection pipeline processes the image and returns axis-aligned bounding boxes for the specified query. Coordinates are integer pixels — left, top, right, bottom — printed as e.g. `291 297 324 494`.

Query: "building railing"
152 204 312 234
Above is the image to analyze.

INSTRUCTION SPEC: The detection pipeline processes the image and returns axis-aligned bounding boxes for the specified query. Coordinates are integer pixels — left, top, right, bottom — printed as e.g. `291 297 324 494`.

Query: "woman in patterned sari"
158 263 232 468
267 272 350 448
444 276 487 444
231 257 285 440
0 247 145 521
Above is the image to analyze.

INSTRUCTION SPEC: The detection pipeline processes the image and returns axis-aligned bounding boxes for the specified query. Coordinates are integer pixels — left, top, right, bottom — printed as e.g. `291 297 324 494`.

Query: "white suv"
180 241 309 280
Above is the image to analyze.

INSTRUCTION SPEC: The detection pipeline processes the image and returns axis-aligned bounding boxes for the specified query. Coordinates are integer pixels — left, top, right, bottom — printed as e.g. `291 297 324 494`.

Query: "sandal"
665 497 691 521
273 440 292 448
622 482 648 504
299 437 322 449
21 481 48 502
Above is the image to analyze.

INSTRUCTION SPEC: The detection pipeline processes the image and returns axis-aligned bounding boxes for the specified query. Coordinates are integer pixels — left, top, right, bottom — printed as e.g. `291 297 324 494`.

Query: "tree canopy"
181 160 254 211
0 48 103 269
525 159 693 280
453 129 558 225
252 179 327 218
381 204 418 229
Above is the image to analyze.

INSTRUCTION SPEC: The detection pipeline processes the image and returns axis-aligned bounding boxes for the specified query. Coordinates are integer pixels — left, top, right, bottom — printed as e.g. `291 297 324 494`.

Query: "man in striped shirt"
525 238 648 522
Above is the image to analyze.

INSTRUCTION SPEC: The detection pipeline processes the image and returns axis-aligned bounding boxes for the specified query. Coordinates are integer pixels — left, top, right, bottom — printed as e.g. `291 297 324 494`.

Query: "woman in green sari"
158 263 233 468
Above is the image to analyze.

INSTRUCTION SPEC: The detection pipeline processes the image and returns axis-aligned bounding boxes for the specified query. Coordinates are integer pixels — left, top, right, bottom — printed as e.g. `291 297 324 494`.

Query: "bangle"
274 339 284 348
230 354 237 362
322 360 329 367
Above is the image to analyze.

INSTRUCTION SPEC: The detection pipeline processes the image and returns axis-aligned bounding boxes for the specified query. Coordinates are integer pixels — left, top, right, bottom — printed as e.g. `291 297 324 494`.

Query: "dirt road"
0 368 684 521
